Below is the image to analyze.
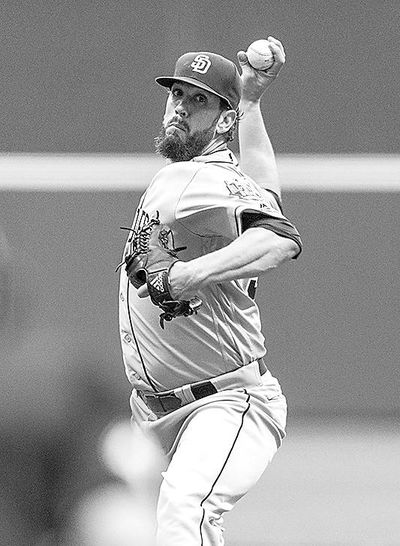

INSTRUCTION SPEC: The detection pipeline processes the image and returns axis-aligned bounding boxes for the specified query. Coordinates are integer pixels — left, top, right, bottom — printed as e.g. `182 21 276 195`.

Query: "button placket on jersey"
121 330 142 381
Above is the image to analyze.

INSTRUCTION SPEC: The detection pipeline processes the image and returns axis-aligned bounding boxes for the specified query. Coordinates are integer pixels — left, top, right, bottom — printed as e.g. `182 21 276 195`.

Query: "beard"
155 123 216 162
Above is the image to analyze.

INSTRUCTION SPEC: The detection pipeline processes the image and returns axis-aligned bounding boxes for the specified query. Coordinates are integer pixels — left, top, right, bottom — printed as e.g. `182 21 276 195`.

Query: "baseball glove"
117 214 202 328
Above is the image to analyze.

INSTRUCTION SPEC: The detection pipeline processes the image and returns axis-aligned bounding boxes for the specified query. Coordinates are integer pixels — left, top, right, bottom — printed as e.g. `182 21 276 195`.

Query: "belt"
137 358 267 415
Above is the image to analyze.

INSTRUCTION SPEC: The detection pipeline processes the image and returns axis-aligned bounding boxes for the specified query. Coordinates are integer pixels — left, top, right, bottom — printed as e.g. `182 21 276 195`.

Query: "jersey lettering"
225 179 263 201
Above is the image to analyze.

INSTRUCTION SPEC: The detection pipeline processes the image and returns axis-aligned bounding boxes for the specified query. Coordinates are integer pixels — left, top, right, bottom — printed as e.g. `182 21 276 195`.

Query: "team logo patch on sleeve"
191 54 212 74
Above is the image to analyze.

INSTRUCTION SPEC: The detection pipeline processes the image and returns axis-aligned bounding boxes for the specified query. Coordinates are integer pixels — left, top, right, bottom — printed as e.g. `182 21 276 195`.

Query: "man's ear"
216 110 237 135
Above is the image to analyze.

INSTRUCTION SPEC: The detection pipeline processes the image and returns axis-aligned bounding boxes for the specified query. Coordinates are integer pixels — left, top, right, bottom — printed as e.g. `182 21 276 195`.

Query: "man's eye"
171 89 182 98
195 95 207 104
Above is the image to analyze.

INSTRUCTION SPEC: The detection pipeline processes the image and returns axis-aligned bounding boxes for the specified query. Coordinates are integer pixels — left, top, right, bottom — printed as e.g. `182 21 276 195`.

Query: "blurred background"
1 1 399 545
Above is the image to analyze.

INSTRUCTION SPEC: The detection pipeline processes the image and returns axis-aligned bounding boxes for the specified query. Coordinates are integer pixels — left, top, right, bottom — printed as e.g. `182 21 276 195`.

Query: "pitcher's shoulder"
154 160 205 183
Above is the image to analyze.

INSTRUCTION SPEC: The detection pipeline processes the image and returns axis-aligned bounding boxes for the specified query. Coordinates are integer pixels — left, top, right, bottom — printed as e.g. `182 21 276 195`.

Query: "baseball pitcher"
118 37 302 545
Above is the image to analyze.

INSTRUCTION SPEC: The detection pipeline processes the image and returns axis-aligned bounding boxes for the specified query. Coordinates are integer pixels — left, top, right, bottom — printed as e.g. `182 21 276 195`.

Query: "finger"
267 36 283 49
237 50 257 78
268 41 285 64
268 37 285 59
237 50 249 66
137 284 149 298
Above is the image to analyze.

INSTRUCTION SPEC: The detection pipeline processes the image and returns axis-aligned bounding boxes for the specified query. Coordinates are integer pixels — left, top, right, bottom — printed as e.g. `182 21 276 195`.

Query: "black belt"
139 380 218 413
138 358 267 414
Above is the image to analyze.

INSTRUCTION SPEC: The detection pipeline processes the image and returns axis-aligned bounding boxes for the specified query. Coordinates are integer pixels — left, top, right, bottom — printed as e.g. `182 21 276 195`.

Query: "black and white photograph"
1 1 399 545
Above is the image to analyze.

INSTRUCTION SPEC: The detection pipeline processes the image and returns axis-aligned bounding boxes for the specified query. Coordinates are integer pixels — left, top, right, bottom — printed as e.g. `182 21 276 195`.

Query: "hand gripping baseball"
238 36 286 103
118 215 202 328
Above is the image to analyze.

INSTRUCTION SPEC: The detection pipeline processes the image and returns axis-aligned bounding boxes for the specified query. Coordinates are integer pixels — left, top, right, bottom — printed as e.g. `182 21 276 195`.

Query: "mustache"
166 117 190 131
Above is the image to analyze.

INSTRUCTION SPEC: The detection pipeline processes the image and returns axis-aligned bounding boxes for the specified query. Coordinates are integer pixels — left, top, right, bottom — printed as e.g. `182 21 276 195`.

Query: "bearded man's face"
155 82 224 162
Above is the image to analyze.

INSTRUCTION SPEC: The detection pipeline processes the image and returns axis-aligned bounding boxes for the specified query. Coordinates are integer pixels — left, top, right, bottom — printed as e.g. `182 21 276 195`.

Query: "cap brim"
155 76 233 109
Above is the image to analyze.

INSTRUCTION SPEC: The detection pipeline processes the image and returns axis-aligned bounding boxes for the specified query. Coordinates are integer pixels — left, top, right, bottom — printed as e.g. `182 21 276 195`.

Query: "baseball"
246 39 274 70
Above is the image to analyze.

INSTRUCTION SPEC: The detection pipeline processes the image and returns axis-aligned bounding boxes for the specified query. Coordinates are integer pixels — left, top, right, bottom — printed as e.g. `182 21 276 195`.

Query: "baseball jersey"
119 149 301 393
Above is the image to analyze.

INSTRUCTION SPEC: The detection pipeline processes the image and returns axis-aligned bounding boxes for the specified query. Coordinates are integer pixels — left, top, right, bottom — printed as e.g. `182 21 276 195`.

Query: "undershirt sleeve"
241 211 303 258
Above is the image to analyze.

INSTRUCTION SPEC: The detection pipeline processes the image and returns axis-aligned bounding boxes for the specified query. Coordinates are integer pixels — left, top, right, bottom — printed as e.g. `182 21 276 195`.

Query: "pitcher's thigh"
157 393 279 546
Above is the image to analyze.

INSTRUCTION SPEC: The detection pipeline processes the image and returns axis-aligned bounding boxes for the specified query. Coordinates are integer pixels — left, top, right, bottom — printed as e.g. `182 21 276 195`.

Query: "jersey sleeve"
175 164 302 256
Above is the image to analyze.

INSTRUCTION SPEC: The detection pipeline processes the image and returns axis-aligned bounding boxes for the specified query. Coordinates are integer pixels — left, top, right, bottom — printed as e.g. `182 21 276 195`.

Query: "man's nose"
175 100 188 117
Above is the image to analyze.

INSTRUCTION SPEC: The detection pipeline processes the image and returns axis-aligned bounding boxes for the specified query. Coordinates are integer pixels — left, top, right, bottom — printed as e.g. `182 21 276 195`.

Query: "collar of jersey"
192 149 238 166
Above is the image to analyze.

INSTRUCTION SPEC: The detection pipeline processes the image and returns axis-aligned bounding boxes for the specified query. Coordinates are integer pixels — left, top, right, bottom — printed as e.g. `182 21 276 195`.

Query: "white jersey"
119 149 299 392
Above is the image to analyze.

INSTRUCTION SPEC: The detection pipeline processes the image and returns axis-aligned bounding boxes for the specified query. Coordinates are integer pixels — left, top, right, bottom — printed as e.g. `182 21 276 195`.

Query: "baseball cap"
155 52 241 110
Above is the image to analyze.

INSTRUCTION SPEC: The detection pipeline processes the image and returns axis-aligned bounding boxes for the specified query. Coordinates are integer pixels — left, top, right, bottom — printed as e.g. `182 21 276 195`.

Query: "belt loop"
174 384 196 404
176 384 196 403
